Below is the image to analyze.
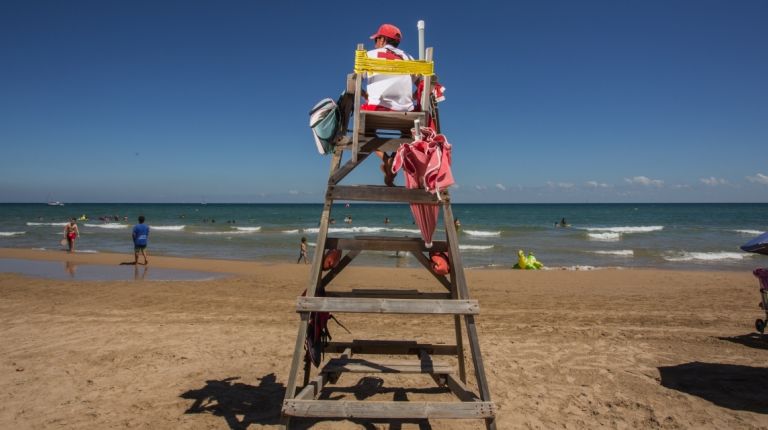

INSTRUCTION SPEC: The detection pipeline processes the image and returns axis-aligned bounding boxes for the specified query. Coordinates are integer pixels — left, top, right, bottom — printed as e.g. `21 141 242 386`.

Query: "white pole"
417 20 425 60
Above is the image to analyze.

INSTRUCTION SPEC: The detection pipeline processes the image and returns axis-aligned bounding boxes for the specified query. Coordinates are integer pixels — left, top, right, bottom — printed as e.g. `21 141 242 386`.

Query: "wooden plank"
444 374 481 402
328 138 381 185
283 400 495 419
361 110 426 132
296 297 479 315
325 236 448 252
322 358 454 374
326 340 457 356
329 185 448 203
351 43 364 163
326 289 451 300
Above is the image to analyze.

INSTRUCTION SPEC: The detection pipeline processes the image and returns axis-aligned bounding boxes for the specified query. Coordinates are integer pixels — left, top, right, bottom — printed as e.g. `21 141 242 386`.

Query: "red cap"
370 24 402 42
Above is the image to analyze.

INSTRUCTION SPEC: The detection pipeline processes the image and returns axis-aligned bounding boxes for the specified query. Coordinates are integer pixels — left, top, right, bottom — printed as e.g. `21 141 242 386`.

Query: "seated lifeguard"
363 23 416 186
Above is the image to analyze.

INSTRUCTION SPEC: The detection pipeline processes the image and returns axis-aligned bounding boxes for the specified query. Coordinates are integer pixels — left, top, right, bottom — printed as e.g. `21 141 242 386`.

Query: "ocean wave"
0 231 26 237
75 249 99 254
733 229 764 236
303 226 387 234
195 231 257 236
664 251 752 262
464 229 502 237
388 228 422 234
26 222 67 226
152 225 186 231
584 226 663 234
588 232 621 241
459 245 494 251
593 249 634 256
84 223 128 229
233 226 261 232
282 229 300 234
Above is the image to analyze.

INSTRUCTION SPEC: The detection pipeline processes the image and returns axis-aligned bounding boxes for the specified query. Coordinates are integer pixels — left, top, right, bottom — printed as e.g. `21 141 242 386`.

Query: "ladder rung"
296 297 479 315
329 185 449 203
322 358 454 374
326 236 448 252
326 289 451 300
326 340 458 356
282 399 495 419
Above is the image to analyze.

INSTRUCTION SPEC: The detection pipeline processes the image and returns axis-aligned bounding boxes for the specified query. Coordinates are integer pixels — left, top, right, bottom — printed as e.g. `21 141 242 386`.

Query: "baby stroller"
741 232 768 334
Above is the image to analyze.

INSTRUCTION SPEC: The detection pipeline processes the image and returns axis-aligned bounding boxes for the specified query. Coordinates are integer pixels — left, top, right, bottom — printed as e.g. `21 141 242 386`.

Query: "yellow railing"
353 49 434 76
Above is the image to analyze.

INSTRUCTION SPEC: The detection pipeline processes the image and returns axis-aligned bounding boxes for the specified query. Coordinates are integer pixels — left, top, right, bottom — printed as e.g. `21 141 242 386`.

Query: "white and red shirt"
365 45 415 112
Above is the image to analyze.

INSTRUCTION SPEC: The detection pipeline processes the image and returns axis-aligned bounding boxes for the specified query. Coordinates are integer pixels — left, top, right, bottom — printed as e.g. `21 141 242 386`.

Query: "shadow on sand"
717 333 768 350
659 362 768 414
180 374 285 429
181 375 443 429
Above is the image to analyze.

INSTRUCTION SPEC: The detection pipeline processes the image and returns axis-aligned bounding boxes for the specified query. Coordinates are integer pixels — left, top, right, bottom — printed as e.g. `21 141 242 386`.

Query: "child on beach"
297 236 309 264
132 216 150 265
63 218 79 253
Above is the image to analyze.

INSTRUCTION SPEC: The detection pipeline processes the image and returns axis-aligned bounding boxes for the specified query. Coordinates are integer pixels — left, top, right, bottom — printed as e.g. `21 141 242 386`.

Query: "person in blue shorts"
132 215 150 265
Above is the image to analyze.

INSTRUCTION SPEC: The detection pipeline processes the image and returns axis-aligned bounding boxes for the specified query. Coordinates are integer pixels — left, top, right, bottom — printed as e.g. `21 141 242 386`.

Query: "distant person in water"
559 218 568 228
132 215 150 265
297 236 309 264
64 218 79 253
454 218 461 232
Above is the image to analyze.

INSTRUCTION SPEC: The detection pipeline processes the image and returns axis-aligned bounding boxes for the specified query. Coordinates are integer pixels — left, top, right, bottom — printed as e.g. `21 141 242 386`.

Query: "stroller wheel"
756 319 766 334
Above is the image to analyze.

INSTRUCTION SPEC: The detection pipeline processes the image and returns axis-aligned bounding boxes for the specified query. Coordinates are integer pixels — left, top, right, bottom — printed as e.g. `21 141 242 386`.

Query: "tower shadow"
180 373 285 429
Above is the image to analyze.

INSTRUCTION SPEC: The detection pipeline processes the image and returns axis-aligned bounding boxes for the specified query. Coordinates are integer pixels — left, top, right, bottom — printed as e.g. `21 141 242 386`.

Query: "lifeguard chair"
281 40 497 429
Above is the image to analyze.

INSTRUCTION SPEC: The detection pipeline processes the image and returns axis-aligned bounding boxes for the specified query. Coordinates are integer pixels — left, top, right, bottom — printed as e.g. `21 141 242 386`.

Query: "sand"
1 247 767 429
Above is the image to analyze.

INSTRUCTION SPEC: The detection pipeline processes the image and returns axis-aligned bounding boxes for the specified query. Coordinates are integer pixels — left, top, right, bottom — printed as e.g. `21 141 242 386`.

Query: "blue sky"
1 0 766 203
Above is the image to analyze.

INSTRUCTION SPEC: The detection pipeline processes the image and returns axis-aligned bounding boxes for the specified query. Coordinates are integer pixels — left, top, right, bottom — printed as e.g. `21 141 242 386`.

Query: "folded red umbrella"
392 127 454 248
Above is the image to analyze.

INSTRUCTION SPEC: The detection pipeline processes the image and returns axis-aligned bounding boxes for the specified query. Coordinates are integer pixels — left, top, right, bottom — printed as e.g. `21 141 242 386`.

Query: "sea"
0 203 766 271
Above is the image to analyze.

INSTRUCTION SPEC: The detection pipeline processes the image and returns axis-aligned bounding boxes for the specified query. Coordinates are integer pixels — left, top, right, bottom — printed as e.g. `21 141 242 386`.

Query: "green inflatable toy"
513 249 543 270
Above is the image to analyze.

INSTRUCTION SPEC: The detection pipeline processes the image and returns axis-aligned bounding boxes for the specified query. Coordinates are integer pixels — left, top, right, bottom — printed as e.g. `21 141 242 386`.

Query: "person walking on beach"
132 216 150 265
297 237 309 264
64 218 79 253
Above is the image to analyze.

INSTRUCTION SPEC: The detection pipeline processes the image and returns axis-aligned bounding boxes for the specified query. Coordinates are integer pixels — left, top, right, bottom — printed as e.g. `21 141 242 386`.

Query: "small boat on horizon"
47 201 65 206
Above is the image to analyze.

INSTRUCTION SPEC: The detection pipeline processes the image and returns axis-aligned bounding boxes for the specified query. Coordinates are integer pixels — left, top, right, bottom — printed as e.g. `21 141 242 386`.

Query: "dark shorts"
134 245 147 251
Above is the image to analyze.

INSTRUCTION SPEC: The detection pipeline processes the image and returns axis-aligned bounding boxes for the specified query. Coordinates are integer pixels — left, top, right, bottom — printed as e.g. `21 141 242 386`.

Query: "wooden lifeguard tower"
281 42 496 429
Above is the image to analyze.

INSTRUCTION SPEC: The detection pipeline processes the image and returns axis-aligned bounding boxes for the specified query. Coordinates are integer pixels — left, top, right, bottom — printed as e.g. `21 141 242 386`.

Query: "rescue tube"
429 251 450 275
322 249 342 271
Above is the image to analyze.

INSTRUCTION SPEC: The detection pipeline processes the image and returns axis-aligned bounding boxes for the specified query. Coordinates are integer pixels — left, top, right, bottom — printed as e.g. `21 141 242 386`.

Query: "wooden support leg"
442 200 497 430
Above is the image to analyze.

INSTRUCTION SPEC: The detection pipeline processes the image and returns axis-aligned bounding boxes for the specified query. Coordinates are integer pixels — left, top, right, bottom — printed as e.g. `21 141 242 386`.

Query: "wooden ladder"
281 47 496 429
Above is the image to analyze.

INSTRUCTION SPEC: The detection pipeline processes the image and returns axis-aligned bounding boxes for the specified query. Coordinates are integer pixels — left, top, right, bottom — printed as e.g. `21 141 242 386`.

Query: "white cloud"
474 185 487 191
700 177 727 186
624 176 664 187
747 173 768 185
495 183 506 191
585 181 609 188
288 190 299 195
546 181 574 189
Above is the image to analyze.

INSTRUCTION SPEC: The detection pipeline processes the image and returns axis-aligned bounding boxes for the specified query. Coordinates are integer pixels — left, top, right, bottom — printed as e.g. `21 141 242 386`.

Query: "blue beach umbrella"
741 232 768 255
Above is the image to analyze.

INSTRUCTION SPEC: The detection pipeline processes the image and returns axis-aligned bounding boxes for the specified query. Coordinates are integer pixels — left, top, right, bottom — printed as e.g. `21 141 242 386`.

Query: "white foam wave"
464 229 501 237
195 231 255 236
26 222 67 226
75 249 99 254
0 231 26 237
84 223 128 229
593 249 634 256
303 226 388 234
387 228 422 234
733 229 764 236
588 232 621 241
233 226 261 232
664 251 752 262
585 226 663 234
459 245 494 251
282 229 300 234
152 225 185 231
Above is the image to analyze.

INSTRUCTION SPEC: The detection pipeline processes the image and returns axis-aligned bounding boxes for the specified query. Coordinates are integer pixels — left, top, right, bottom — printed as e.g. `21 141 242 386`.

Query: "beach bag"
303 286 350 367
309 98 340 155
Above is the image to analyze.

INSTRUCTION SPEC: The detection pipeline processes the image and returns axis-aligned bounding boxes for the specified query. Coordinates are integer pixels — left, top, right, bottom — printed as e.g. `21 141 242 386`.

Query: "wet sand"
1 248 767 429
